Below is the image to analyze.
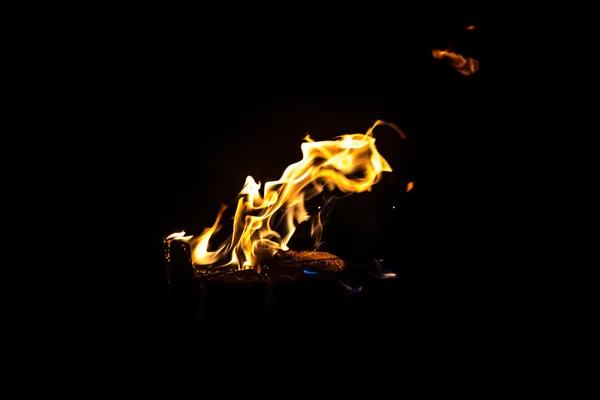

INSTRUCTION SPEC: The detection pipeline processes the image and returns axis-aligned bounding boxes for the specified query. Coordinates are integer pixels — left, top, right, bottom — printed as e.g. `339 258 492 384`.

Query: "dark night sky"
139 16 490 309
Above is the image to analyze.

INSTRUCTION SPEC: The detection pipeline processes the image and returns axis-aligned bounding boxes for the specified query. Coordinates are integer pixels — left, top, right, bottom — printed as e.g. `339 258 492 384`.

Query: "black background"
133 13 505 345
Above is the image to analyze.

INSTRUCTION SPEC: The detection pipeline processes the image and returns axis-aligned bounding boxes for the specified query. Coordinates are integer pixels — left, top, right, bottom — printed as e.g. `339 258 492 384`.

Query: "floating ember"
432 48 479 76
167 120 406 273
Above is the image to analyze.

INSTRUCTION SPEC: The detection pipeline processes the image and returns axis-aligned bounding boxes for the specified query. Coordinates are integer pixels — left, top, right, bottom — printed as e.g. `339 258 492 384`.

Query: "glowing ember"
466 25 475 31
432 48 479 76
169 120 406 270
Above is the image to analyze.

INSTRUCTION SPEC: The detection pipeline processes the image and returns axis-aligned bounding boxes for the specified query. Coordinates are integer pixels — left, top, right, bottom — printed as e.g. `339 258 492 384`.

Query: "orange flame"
466 25 475 31
406 181 414 192
432 48 479 76
169 120 406 270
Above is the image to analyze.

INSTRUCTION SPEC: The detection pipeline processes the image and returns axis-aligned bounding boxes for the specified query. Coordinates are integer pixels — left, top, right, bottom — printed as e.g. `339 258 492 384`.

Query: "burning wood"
195 267 263 283
191 249 345 317
192 250 344 282
164 232 389 317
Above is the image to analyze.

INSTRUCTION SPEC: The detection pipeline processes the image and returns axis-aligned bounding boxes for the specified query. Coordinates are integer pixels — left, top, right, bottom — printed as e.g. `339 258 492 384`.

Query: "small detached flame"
169 120 406 270
432 48 479 76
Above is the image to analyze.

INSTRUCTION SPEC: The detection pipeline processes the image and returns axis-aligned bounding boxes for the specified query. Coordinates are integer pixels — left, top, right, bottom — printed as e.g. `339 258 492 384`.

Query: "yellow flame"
170 120 405 270
432 48 479 76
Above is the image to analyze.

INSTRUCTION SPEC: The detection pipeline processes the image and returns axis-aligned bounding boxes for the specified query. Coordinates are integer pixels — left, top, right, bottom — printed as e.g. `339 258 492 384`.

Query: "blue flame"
303 269 319 275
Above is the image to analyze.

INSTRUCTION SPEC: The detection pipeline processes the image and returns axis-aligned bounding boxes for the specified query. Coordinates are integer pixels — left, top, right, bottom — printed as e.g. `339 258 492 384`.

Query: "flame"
466 25 475 31
432 48 479 76
406 181 414 193
169 120 405 270
164 231 189 241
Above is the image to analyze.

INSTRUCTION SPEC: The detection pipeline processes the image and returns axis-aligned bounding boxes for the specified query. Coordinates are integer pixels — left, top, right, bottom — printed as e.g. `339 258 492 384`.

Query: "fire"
466 25 475 31
406 181 414 193
432 48 479 76
169 120 406 270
